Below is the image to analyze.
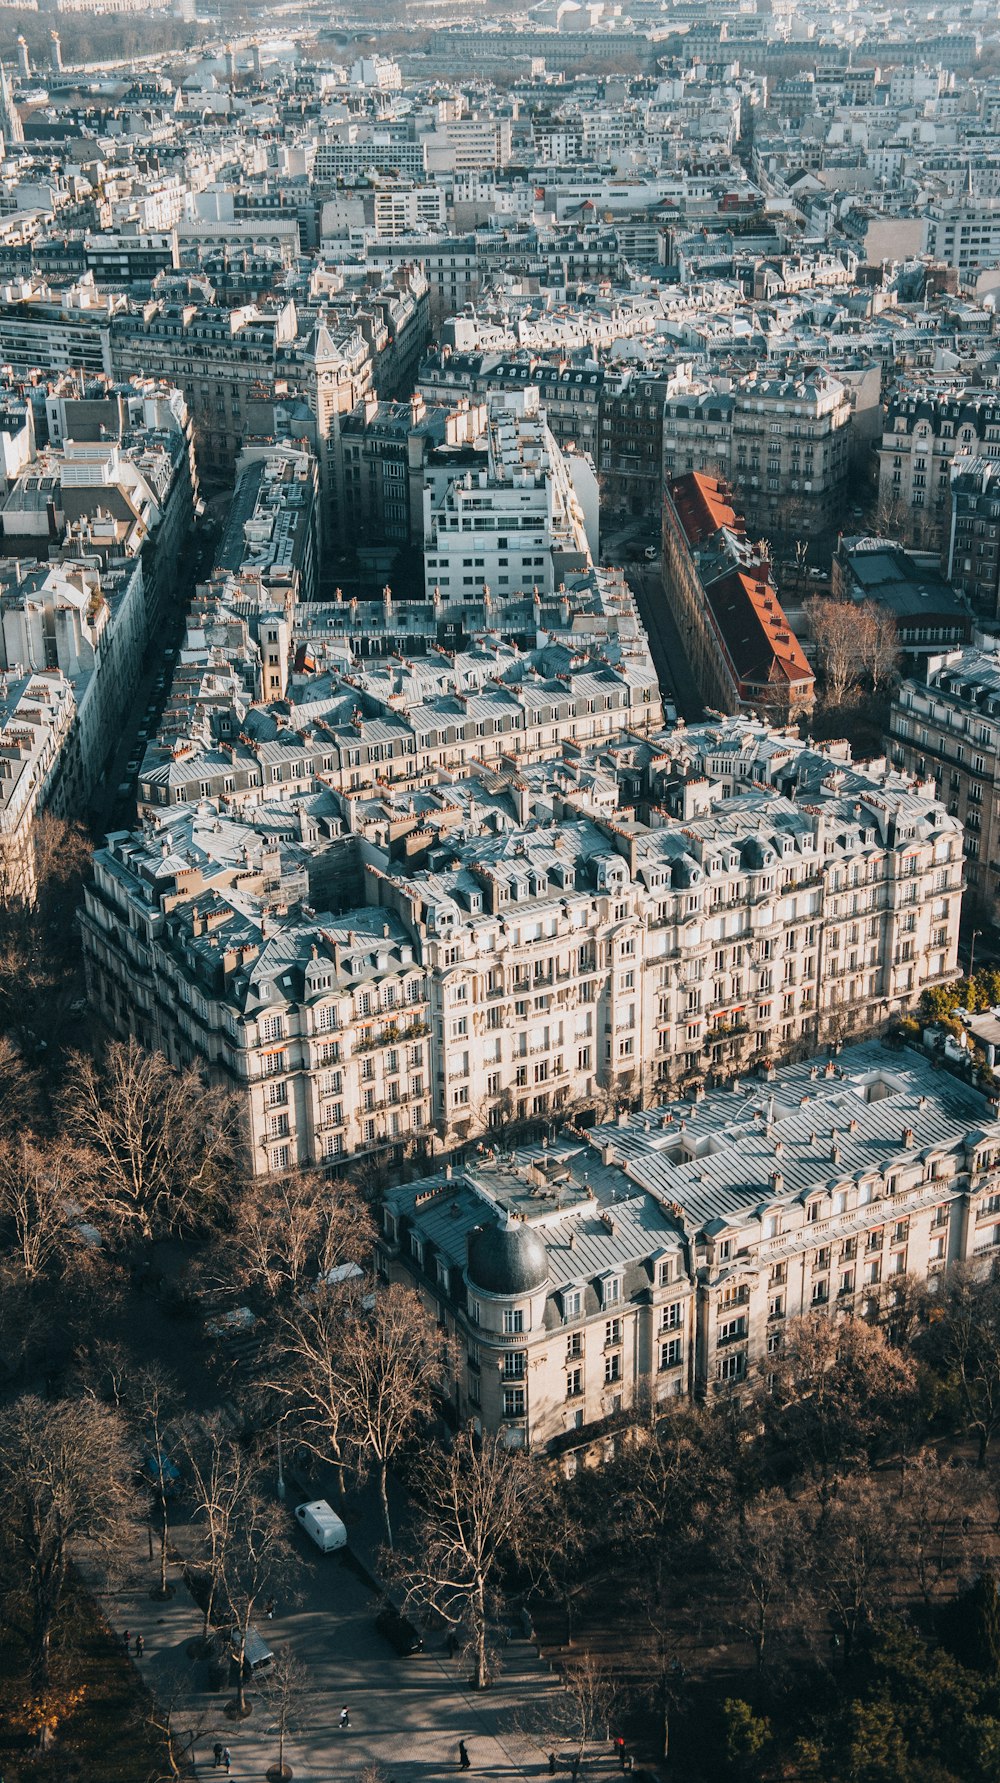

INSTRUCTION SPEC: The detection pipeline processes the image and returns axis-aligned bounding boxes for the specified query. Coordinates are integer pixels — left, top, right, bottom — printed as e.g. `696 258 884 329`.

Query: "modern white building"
423 388 593 599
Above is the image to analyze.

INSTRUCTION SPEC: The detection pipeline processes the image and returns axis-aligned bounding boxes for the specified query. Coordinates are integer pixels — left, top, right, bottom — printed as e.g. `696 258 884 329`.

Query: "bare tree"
0 1035 40 1137
897 1447 984 1605
221 1484 295 1719
522 1651 620 1774
0 1395 135 1686
0 1137 89 1284
227 1168 373 1305
340 1281 448 1547
261 1651 306 1782
803 1471 901 1666
758 1312 918 1502
918 1266 1000 1466
808 597 872 705
181 1417 252 1654
717 1487 800 1675
267 1281 354 1503
860 600 900 696
390 1426 535 1689
131 1366 181 1602
516 1467 593 1647
58 1037 242 1246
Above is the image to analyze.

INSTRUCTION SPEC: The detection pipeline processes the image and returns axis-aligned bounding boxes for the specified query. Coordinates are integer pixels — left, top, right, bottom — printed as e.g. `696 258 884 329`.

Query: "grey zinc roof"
588 1043 993 1236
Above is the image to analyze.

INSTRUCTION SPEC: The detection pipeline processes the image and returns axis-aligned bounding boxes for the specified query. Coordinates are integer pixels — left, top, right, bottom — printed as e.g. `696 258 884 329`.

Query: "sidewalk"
83 1492 630 1781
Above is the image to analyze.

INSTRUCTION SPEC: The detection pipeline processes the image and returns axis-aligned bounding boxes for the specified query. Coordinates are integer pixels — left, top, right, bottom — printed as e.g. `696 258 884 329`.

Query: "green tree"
722 1699 773 1781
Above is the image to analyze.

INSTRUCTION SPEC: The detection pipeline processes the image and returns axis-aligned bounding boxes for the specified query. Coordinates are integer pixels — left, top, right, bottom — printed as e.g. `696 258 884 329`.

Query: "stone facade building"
889 645 1000 921
380 1044 1000 1456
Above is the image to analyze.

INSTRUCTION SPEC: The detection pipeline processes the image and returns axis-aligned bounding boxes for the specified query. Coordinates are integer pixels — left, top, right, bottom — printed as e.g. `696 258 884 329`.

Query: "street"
625 564 703 722
93 1494 628 1782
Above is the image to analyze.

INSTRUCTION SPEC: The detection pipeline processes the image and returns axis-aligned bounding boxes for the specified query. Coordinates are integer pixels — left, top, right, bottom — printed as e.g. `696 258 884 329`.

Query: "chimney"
770 1170 784 1194
902 1127 914 1148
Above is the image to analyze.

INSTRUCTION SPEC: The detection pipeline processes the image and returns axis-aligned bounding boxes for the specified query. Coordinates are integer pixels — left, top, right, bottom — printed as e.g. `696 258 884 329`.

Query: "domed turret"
467 1220 549 1296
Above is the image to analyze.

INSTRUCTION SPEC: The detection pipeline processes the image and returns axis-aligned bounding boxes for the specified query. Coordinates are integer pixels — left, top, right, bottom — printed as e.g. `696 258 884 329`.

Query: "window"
604 1352 621 1384
502 1308 524 1335
602 1276 622 1307
566 1366 583 1398
661 1302 682 1331
717 1352 746 1383
563 1289 582 1321
657 1258 674 1286
502 1388 525 1419
261 1015 284 1042
605 1318 623 1346
660 1338 682 1370
270 1144 290 1172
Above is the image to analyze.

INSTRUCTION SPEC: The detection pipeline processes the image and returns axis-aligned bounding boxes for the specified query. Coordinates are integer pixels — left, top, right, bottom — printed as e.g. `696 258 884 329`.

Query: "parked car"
231 1625 273 1677
375 1603 423 1655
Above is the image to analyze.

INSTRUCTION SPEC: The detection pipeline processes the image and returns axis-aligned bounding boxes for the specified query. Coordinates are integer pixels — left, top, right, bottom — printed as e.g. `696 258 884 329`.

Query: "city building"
947 457 1000 621
423 387 594 600
380 1042 1000 1454
889 645 1000 920
831 538 973 664
661 472 815 721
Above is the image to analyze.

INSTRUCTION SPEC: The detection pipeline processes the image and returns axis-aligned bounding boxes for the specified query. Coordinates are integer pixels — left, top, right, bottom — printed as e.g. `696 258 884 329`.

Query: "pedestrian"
134 1633 144 1658
459 1738 471 1770
548 1755 556 1776
339 1705 350 1730
223 1748 231 1775
122 1628 130 1651
265 1597 275 1620
617 1735 627 1771
213 1741 223 1768
570 1758 580 1782
447 1629 458 1658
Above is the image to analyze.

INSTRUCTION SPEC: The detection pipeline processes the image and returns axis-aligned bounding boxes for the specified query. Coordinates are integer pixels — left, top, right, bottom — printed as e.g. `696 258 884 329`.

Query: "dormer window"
410 1234 423 1267
718 1239 732 1262
602 1275 622 1308
562 1287 582 1320
657 1258 674 1287
807 1202 821 1223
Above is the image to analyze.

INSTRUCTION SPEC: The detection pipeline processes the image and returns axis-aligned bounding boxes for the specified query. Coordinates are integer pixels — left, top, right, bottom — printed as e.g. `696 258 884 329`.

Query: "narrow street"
625 563 703 722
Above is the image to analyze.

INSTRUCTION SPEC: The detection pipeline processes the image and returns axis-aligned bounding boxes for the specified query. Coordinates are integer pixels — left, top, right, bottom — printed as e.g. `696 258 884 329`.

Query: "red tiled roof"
669 471 741 547
707 568 813 693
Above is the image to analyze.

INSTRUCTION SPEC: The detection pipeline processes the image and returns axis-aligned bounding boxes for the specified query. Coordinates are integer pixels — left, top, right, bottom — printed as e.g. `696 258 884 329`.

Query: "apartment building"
661 472 815 721
889 645 1000 921
925 199 1000 280
86 718 964 1176
878 388 1000 553
380 1044 999 1453
366 721 961 1150
0 554 147 798
422 387 592 599
81 821 435 1176
0 669 75 901
341 394 487 552
947 457 1000 620
662 368 852 545
110 299 296 487
0 281 120 378
214 442 318 618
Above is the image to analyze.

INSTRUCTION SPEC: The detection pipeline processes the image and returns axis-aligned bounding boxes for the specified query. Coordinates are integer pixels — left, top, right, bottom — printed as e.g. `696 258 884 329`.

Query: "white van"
295 1499 348 1553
